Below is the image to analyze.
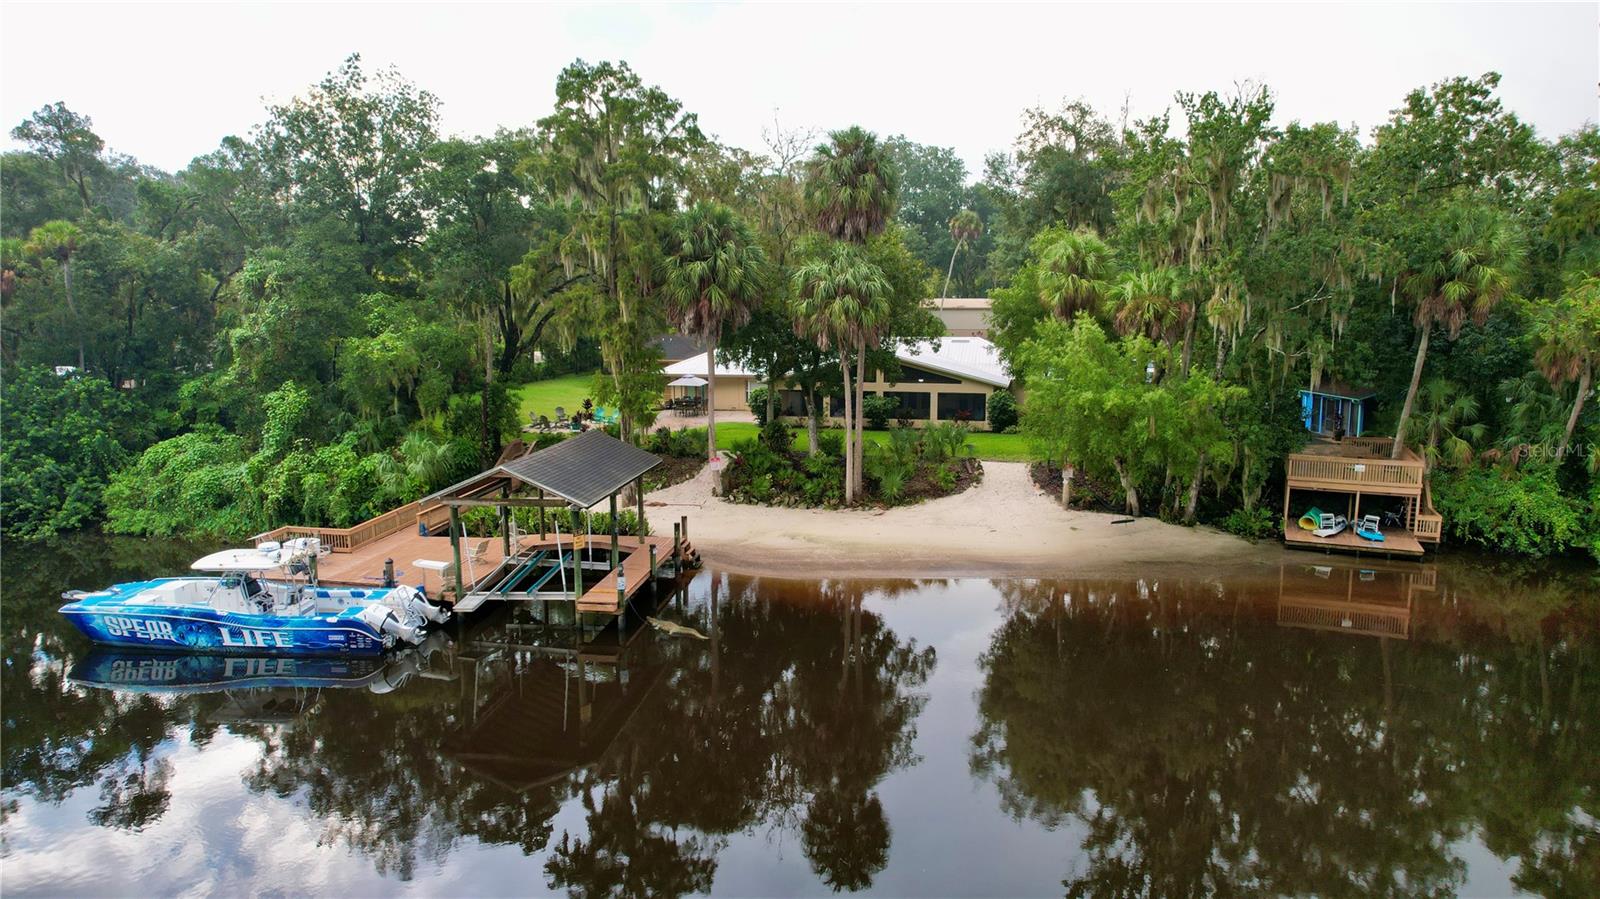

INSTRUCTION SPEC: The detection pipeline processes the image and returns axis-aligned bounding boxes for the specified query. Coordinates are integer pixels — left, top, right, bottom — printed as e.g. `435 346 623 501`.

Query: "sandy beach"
645 459 1280 578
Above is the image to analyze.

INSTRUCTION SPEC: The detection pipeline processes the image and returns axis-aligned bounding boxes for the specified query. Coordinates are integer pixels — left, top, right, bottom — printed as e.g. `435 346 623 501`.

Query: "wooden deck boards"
290 532 517 592
1282 522 1425 558
284 529 681 615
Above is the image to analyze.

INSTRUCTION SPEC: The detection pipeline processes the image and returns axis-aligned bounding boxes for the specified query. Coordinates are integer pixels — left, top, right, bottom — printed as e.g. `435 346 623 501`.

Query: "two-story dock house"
1281 436 1443 559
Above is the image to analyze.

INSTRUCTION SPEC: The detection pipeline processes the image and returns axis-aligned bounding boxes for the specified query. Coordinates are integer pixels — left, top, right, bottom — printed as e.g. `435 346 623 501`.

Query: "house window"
830 394 846 417
937 392 987 422
778 390 809 417
884 391 931 420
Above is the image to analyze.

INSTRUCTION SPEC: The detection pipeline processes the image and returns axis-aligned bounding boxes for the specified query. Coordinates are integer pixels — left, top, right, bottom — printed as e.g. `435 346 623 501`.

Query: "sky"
1 2 1595 179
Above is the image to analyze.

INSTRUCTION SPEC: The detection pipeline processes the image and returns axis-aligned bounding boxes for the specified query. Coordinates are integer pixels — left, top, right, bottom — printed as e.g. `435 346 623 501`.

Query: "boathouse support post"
673 522 681 571
635 476 646 540
449 506 464 602
609 493 620 572
649 544 657 580
539 489 547 539
570 505 584 600
499 486 511 557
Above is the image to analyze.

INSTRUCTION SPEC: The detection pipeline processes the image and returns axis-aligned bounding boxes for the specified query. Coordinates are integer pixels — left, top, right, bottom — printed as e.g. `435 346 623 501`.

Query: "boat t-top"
60 538 449 657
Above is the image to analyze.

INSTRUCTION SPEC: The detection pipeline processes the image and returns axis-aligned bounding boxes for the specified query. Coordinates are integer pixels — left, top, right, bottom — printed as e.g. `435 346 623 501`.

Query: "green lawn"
510 372 599 423
709 421 1038 462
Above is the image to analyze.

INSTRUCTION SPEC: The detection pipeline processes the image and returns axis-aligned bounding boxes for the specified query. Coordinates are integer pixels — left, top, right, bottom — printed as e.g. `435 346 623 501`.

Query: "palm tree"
25 220 84 370
1391 202 1522 459
804 126 900 245
1404 379 1486 477
1109 267 1189 349
659 203 770 462
1532 276 1599 460
792 242 891 504
942 209 983 302
802 126 900 499
1036 228 1114 320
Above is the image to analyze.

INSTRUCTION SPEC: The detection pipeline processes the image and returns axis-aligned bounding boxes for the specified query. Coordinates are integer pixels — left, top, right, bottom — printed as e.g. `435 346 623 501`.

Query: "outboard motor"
382 585 450 625
357 605 423 647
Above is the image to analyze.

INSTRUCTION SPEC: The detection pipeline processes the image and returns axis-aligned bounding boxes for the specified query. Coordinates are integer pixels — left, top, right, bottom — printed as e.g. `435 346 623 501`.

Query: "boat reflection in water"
69 631 454 725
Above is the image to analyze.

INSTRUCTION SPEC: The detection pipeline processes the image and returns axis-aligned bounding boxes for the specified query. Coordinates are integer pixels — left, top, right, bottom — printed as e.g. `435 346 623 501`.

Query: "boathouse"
252 430 696 621
1281 436 1443 559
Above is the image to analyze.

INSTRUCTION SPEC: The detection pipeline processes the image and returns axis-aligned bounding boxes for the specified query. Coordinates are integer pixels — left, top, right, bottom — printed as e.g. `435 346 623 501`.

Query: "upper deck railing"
1286 436 1425 494
250 500 453 553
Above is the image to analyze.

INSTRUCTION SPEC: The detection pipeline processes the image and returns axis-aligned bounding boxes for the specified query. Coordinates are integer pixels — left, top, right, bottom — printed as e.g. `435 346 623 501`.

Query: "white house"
662 336 1015 429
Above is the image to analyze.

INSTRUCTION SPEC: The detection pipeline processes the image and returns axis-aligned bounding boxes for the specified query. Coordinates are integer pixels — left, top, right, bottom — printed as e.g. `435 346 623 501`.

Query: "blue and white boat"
59 540 450 657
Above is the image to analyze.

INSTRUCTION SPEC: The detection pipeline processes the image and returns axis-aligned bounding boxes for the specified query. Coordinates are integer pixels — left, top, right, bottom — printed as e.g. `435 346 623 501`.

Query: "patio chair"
1355 514 1385 542
554 406 567 425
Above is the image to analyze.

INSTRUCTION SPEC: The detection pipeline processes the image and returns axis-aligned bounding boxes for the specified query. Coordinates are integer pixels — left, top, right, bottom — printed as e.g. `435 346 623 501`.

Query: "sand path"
645 459 1277 578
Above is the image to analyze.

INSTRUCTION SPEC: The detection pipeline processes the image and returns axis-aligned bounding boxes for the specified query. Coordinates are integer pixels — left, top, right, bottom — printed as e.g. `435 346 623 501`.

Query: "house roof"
1304 381 1377 399
925 297 992 310
422 430 661 509
651 334 704 363
664 352 758 379
893 337 1011 387
664 337 1013 388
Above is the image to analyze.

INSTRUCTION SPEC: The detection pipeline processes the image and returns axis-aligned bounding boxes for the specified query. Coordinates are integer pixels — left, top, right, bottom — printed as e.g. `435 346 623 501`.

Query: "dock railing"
251 500 454 553
1286 454 1424 492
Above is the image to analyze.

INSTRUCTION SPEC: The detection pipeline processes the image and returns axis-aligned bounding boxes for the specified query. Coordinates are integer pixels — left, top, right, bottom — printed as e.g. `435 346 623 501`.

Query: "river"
2 534 1595 896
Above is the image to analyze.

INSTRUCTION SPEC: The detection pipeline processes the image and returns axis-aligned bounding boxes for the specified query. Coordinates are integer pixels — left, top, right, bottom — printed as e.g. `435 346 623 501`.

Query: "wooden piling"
449 506 464 602
635 475 646 539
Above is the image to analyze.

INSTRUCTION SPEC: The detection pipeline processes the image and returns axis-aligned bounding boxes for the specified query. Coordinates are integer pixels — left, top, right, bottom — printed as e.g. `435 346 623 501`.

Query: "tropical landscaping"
2 58 1596 562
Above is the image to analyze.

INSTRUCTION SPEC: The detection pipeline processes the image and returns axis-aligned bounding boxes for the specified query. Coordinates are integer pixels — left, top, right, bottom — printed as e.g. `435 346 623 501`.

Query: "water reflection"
3 535 1596 895
972 561 1598 897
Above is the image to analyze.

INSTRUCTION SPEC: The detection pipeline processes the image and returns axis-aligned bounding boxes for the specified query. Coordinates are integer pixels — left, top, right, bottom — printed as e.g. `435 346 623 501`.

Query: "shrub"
104 428 257 538
819 431 845 457
1433 465 1586 559
1219 506 1278 540
862 394 898 430
1 366 153 540
921 421 974 465
645 426 706 458
987 390 1019 433
760 418 793 453
865 427 921 504
748 386 770 427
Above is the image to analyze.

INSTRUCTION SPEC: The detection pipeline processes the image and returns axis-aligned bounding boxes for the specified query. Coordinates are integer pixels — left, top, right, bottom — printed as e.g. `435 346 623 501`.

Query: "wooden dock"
257 430 699 621
452 534 684 615
266 528 691 617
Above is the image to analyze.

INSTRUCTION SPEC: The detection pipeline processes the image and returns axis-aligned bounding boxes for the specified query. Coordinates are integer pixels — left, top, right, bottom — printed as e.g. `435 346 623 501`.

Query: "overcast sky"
2 2 1595 178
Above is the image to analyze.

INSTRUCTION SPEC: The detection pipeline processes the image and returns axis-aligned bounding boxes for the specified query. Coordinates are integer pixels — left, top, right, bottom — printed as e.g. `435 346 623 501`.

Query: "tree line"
1 58 1595 560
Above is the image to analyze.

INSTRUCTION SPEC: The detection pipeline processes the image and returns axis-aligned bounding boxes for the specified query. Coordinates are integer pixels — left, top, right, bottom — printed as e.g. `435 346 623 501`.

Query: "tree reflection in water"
542 574 936 896
9 537 1594 895
4 545 936 894
970 563 1598 897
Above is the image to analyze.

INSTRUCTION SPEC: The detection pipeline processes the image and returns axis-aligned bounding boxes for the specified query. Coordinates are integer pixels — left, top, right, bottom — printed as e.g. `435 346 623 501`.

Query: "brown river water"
2 534 1595 896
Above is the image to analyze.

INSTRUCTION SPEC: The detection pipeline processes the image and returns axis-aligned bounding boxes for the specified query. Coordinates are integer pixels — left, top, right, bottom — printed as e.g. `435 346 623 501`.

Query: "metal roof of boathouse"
422 430 662 509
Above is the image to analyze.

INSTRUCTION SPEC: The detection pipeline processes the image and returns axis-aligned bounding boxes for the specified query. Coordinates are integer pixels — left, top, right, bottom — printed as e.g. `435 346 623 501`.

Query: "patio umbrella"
667 375 708 387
